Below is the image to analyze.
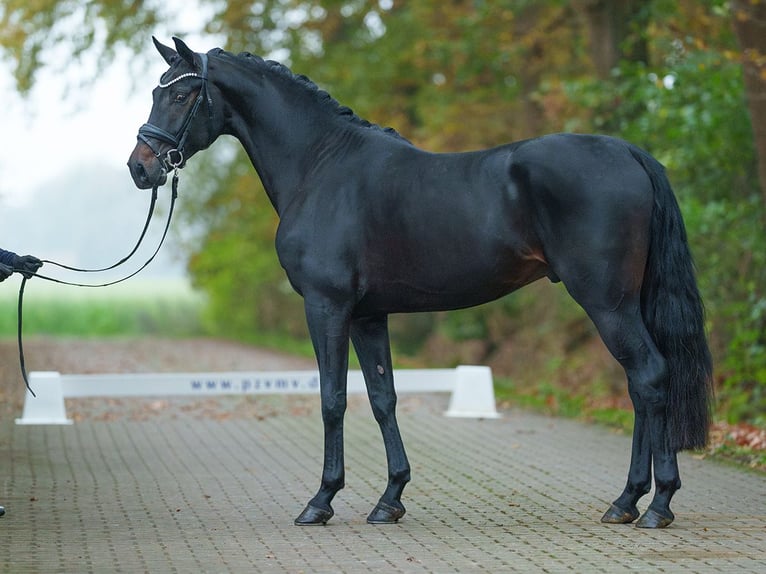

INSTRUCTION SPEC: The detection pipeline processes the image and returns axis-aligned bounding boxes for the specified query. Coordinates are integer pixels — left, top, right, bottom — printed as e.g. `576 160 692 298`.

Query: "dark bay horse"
128 37 713 529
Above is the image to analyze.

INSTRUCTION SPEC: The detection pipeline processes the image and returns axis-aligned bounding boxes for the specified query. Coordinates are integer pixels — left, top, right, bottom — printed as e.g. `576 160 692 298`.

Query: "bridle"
137 52 213 173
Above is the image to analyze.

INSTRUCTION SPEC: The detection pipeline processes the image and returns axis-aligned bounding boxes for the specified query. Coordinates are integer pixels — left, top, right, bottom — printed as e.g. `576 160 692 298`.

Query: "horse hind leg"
571 294 680 528
601 382 653 525
350 315 410 524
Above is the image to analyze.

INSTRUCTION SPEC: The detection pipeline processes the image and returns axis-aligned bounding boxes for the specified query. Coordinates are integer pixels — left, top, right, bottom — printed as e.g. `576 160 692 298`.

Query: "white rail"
15 366 499 425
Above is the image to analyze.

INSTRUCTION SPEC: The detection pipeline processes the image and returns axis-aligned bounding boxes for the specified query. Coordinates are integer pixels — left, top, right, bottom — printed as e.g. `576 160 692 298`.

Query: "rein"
17 53 212 396
15 173 180 395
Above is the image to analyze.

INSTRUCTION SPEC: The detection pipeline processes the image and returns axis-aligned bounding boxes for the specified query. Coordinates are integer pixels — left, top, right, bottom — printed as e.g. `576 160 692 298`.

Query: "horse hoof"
294 504 334 526
0 505 5 517
367 501 406 524
636 507 674 529
600 503 639 524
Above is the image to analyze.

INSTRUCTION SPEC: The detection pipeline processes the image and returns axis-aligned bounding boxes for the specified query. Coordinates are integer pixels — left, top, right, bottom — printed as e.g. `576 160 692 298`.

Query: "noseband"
137 52 213 171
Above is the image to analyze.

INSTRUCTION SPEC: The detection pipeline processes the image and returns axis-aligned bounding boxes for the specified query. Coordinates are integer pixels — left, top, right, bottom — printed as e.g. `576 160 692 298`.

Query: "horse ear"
153 36 177 66
172 37 198 68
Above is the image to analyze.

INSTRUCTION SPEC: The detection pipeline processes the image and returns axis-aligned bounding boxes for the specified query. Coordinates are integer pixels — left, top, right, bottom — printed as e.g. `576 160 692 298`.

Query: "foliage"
0 0 162 92
684 197 766 424
494 376 635 435
560 55 755 202
281 1 585 148
707 422 766 471
2 0 765 428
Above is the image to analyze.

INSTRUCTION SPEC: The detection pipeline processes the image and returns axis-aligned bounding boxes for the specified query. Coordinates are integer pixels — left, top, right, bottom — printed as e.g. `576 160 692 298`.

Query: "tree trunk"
732 1 766 205
579 0 649 78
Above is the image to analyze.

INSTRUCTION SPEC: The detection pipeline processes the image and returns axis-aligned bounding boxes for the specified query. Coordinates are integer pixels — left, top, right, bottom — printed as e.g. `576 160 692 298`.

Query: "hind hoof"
601 503 639 524
636 507 674 528
294 504 334 525
367 501 406 524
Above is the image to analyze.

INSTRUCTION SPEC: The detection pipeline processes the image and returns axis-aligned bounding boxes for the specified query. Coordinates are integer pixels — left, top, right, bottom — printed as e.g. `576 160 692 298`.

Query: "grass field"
0 278 206 338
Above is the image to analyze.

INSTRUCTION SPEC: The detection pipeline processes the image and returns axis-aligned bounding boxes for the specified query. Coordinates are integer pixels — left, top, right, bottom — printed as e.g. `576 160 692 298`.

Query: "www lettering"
189 376 319 393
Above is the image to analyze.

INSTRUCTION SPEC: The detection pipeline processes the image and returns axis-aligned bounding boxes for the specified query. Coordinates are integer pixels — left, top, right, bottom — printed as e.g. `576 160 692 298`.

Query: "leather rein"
17 54 213 395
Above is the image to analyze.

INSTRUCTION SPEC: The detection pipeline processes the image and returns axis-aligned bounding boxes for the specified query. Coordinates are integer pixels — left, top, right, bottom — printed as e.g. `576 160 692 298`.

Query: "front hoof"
367 501 406 524
636 507 674 529
601 503 639 524
294 504 334 526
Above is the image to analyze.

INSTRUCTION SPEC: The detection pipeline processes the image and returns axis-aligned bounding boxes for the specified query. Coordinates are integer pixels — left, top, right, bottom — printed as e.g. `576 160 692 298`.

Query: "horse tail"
630 145 714 452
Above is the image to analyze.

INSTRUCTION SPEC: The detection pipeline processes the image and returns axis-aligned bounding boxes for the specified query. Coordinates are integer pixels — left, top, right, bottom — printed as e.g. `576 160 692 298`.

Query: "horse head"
128 37 218 189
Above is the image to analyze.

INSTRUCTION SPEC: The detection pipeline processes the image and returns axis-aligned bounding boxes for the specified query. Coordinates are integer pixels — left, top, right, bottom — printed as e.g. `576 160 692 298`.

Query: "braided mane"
214 48 409 143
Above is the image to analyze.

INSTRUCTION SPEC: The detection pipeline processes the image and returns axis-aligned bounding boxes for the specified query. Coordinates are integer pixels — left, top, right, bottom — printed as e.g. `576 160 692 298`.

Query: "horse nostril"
134 162 148 182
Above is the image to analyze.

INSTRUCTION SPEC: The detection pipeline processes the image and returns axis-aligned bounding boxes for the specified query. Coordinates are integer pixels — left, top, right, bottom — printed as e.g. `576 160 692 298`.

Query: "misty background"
0 165 187 281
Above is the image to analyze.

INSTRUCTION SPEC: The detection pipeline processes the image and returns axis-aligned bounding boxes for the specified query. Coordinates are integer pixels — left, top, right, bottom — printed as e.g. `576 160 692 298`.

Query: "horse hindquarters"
605 147 713 528
533 141 712 528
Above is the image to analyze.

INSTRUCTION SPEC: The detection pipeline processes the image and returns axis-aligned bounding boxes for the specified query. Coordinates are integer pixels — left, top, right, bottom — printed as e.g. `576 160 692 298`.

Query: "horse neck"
218 64 341 214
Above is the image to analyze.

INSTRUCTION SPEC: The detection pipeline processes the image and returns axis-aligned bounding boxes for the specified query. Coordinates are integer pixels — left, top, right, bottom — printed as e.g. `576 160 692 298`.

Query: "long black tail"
630 145 714 452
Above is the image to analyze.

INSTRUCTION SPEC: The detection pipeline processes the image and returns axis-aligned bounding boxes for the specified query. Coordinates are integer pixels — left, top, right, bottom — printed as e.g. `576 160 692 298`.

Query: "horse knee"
321 395 347 426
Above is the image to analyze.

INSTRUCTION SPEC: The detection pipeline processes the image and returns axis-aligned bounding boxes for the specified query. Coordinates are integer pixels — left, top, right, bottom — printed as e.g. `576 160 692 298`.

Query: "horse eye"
174 93 187 104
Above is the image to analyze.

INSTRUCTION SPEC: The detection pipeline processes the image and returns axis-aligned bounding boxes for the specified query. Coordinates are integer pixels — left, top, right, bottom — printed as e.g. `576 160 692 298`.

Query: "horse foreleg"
294 300 351 526
350 315 410 524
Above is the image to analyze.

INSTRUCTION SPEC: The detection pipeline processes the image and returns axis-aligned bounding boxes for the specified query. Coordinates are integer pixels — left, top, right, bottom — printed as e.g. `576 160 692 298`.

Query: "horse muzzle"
128 143 169 189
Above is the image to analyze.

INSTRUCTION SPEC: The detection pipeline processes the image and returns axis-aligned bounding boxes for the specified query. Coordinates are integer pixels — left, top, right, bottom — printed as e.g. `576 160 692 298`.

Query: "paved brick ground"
1 393 764 573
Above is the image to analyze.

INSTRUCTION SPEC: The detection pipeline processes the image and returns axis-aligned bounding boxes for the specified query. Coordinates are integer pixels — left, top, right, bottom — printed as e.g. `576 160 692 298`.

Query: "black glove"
13 255 43 279
0 262 12 282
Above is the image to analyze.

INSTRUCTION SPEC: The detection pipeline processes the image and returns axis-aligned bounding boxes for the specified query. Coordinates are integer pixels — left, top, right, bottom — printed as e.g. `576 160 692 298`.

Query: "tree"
731 0 766 205
0 0 161 93
577 0 649 78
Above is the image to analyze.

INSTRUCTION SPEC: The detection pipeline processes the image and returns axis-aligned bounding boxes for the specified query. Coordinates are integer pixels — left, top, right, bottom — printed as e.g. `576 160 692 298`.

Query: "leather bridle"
137 52 213 172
